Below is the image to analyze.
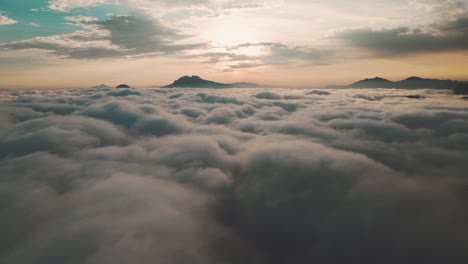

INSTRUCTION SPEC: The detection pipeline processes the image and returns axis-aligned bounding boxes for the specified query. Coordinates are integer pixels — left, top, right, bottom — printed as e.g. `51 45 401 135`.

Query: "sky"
1 0 468 88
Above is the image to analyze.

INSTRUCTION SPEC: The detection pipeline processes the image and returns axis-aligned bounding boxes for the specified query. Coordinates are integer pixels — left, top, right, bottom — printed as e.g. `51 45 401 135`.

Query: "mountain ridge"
161 75 264 89
328 76 464 89
453 83 468 95
91 84 112 89
348 77 394 88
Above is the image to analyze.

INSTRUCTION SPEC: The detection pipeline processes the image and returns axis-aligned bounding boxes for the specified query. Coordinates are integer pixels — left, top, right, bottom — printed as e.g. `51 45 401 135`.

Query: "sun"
202 15 262 47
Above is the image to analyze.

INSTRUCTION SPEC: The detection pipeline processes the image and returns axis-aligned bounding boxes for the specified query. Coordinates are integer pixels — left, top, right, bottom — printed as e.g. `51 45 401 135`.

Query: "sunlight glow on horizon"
0 0 468 88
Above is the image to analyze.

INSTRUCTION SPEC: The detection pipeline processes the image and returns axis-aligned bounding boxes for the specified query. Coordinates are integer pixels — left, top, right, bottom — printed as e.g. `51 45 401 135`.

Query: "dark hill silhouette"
116 84 130 88
161 76 264 88
348 77 394 88
453 83 468 95
162 76 235 88
328 76 464 89
91 84 111 89
395 77 458 89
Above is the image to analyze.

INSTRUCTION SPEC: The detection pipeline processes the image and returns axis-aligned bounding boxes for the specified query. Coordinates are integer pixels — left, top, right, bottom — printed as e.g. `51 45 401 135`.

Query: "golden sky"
1 0 468 88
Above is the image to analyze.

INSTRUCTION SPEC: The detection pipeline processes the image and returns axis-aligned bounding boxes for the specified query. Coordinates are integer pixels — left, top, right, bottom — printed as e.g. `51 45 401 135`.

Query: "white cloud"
48 0 110 12
1 87 468 263
0 13 17 25
0 14 206 59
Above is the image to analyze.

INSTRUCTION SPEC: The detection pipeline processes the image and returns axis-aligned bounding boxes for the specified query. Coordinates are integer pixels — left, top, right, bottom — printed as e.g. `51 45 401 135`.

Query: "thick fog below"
1 87 467 264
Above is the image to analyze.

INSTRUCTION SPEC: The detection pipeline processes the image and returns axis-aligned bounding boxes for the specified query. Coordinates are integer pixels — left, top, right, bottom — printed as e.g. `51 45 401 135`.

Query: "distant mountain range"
347 77 394 88
91 84 112 89
90 75 467 93
453 83 468 95
90 84 130 89
161 75 264 88
328 76 464 89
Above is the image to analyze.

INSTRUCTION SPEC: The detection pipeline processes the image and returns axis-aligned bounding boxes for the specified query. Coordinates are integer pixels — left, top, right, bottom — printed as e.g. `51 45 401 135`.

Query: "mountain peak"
365 77 388 81
404 76 423 81
348 77 394 88
179 75 203 81
161 75 263 89
91 84 111 89
162 75 234 88
341 76 459 89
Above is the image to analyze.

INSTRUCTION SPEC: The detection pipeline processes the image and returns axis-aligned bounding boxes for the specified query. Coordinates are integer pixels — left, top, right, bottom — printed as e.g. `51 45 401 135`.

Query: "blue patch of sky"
0 0 128 42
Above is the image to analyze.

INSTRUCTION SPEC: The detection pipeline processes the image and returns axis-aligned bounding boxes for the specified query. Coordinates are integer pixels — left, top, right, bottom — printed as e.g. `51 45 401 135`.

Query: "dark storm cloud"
0 14 206 59
337 14 468 56
1 87 468 264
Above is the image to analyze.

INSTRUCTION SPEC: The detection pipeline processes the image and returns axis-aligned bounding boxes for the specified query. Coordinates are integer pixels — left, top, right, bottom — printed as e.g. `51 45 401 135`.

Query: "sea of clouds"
0 87 468 264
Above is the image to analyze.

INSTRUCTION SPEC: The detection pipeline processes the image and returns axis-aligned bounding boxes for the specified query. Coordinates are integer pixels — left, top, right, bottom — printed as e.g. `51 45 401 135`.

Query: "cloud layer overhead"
1 87 468 263
0 14 205 59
